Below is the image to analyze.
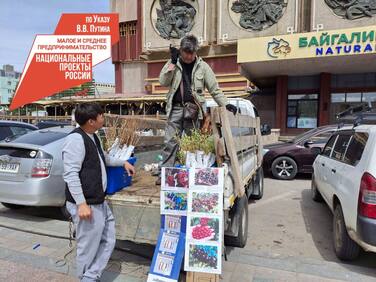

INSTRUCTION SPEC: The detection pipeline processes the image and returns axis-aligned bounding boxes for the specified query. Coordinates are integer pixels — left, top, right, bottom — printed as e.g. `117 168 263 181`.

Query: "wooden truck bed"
106 107 263 245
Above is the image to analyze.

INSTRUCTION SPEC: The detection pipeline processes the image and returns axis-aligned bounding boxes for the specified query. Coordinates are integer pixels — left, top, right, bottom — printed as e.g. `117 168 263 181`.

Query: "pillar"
275 75 288 134
319 73 331 126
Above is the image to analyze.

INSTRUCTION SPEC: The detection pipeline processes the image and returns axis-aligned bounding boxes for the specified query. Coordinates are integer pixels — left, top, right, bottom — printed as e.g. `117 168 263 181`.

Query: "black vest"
65 127 106 205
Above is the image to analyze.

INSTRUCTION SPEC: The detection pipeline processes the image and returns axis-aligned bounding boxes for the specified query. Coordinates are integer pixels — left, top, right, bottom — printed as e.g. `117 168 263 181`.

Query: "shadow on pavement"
300 188 376 276
0 204 66 221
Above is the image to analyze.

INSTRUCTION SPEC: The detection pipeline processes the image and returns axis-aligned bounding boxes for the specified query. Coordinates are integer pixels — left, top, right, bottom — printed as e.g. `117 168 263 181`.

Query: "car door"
298 130 335 172
314 134 338 202
324 133 352 209
337 131 369 230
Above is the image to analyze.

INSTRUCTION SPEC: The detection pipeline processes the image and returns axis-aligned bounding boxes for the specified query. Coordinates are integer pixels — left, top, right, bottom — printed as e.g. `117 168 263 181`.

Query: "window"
11 131 68 146
331 134 351 161
10 127 33 137
119 21 137 37
311 131 334 145
0 127 13 140
343 133 368 166
331 93 346 103
322 135 337 157
331 92 376 103
363 92 376 102
287 94 318 128
346 93 362 102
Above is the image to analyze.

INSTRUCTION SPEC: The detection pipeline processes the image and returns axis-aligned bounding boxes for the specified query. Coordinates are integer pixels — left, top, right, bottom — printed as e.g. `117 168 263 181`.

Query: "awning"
30 92 250 107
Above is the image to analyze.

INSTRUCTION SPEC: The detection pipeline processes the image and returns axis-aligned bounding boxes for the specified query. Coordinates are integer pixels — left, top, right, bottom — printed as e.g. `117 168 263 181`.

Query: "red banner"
10 13 119 110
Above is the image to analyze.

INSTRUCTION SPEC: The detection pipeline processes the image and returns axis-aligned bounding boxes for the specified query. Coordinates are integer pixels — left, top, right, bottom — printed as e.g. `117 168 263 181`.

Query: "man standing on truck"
156 35 237 184
63 103 135 282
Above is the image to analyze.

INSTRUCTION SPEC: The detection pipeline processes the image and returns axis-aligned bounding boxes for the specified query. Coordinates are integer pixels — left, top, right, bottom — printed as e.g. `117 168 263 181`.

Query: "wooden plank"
186 272 219 282
233 135 257 152
217 107 244 197
211 108 221 125
211 109 224 166
256 117 263 167
226 113 256 128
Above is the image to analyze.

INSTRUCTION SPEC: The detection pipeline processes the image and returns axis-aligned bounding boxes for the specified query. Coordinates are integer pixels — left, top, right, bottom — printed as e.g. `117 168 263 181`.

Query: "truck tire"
333 204 360 260
311 175 323 202
271 156 298 180
250 167 264 200
1 202 23 209
225 194 248 248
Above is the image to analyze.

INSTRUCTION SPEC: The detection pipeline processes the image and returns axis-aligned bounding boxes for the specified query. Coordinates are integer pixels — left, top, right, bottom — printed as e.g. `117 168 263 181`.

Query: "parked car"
263 125 339 180
312 124 376 260
0 126 73 216
35 120 71 129
0 121 38 141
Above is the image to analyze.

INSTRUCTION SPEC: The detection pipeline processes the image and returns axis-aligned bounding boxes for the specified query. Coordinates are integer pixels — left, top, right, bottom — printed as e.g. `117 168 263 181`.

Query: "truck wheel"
250 167 264 200
333 204 360 260
225 194 248 248
311 175 323 202
271 156 298 180
1 202 23 209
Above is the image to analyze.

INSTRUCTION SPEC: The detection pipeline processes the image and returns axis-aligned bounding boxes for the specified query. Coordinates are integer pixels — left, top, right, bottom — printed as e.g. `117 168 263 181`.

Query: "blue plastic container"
106 157 137 195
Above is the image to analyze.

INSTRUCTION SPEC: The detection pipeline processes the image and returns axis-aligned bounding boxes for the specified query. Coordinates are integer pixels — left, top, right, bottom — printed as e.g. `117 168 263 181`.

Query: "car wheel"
225 194 248 248
311 175 323 202
250 167 264 200
1 202 23 209
333 204 360 260
271 156 298 180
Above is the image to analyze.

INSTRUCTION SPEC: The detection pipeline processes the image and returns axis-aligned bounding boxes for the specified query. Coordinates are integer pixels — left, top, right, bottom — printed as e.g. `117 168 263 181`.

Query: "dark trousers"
161 105 199 168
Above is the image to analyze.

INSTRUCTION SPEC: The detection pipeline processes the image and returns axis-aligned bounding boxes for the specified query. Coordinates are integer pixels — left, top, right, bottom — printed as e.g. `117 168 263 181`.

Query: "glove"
226 104 238 115
169 45 179 65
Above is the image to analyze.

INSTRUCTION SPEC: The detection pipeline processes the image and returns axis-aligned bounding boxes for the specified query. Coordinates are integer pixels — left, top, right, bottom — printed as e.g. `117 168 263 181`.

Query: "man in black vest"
63 103 135 282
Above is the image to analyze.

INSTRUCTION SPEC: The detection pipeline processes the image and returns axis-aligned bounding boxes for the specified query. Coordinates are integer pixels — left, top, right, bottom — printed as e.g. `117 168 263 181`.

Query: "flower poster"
160 191 188 216
189 167 224 190
189 192 221 215
185 167 224 274
187 244 221 274
188 217 220 242
161 167 189 190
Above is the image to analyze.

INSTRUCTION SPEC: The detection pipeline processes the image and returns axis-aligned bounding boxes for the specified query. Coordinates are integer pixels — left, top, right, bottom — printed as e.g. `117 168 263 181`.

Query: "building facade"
0 65 21 105
111 0 376 134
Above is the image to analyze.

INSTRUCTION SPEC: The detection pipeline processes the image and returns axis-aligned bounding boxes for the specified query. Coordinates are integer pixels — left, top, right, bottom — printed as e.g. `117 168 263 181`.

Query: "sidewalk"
0 225 149 282
0 209 375 282
0 258 76 282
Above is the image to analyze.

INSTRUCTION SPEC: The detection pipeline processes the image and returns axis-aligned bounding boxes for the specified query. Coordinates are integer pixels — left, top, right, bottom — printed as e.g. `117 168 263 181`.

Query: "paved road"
0 175 375 281
221 175 376 281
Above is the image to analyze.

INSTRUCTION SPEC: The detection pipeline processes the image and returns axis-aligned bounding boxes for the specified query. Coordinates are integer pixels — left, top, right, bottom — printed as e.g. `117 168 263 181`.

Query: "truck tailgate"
106 171 161 244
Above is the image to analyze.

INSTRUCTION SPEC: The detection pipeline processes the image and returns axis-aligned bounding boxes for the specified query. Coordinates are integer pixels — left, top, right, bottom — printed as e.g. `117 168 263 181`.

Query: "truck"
107 98 267 248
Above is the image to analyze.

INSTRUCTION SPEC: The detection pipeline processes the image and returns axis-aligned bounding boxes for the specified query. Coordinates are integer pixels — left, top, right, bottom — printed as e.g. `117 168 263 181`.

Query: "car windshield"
289 128 322 143
8 130 68 146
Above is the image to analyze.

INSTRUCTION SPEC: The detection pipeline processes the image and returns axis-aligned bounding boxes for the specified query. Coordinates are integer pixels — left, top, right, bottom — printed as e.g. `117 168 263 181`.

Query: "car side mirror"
304 140 314 148
310 147 322 155
261 124 271 136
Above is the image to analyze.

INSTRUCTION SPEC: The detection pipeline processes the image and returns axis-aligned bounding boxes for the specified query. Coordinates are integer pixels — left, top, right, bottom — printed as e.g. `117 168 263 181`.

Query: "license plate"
0 162 19 173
